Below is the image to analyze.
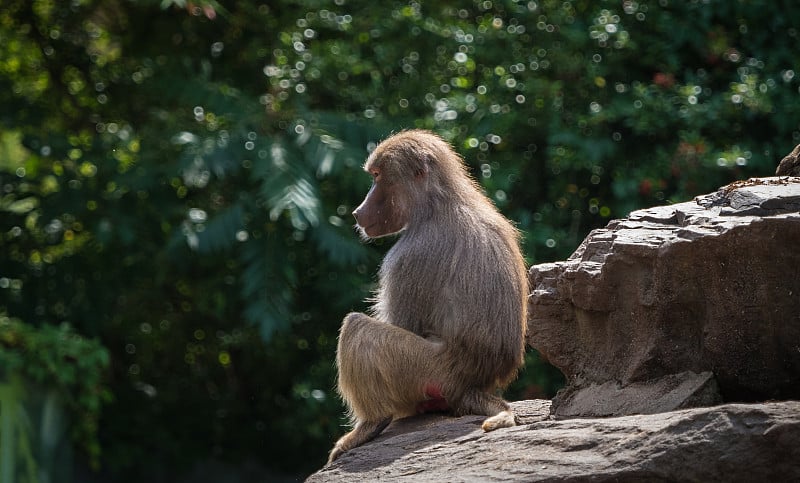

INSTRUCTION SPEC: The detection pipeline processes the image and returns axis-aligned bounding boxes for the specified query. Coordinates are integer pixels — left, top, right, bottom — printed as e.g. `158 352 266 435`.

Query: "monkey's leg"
332 312 443 460
327 417 391 464
456 390 518 432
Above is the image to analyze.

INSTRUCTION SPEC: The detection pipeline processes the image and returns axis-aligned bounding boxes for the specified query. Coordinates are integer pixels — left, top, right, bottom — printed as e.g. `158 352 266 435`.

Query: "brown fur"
328 130 528 464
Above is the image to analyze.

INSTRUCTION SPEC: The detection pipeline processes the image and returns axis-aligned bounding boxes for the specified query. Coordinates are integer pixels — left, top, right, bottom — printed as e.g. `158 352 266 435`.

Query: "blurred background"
0 0 797 481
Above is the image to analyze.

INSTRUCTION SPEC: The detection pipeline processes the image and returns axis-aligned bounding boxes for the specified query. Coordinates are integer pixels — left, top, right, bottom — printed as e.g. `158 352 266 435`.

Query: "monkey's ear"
413 156 432 179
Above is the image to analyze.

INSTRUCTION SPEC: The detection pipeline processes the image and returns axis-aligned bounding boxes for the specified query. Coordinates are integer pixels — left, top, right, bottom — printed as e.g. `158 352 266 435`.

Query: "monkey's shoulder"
384 224 517 279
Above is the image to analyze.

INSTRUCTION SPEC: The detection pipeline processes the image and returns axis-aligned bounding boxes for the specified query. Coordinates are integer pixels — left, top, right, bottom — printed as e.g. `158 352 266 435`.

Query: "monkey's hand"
481 410 516 432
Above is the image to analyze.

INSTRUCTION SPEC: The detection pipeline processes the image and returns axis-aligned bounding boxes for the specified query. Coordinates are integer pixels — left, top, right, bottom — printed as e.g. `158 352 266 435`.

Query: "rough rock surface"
308 399 800 482
776 143 800 176
529 177 800 417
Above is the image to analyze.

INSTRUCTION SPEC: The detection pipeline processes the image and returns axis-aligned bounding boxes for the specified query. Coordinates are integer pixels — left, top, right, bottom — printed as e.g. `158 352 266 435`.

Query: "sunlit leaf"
0 195 38 214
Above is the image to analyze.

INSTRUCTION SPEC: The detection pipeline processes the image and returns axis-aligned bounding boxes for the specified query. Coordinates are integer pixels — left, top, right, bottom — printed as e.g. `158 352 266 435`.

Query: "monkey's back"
372 198 527 391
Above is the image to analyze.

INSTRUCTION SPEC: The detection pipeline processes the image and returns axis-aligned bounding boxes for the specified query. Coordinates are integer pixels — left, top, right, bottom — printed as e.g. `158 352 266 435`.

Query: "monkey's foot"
326 417 392 465
481 410 516 432
327 445 345 465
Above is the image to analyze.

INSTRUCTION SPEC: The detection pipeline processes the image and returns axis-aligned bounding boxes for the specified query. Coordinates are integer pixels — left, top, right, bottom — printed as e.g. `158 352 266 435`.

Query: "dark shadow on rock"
333 412 482 474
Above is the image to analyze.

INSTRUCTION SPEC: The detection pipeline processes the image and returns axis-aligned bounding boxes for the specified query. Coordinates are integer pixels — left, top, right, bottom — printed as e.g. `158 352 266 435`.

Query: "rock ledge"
309 399 800 482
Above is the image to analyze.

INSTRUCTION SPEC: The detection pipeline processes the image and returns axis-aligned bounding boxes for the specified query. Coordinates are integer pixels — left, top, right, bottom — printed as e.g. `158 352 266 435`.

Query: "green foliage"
0 316 110 469
0 0 797 479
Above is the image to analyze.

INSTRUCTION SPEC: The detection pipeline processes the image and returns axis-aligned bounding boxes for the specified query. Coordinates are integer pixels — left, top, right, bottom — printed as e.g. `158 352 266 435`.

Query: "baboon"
328 130 528 463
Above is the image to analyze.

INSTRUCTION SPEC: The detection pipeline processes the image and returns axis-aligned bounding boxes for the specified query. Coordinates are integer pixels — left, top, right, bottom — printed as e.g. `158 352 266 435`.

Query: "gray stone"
308 400 800 482
529 177 800 417
551 370 720 418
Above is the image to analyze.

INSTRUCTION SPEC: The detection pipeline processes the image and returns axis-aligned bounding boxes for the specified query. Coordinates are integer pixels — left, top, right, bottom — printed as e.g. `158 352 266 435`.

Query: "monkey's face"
352 169 409 238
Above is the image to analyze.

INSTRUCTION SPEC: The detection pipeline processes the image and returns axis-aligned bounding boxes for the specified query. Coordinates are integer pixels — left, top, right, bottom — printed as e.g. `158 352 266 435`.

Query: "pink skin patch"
416 383 449 413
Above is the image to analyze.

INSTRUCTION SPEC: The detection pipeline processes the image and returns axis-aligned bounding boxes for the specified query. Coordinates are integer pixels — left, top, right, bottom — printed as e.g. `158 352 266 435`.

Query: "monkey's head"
352 130 469 238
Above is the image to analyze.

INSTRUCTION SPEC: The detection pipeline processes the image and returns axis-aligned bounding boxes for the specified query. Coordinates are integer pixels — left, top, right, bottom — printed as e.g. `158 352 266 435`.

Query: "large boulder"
308 399 800 482
529 176 800 417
